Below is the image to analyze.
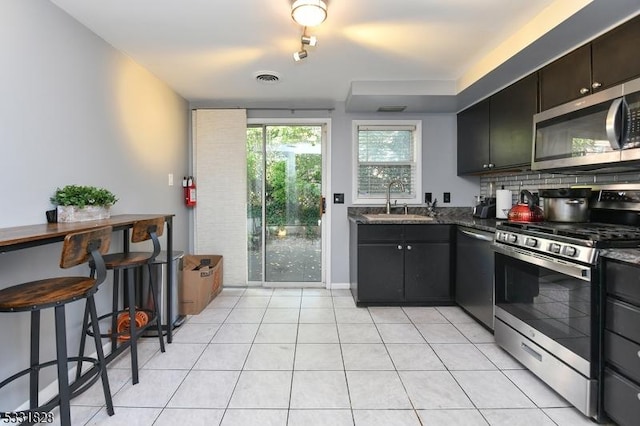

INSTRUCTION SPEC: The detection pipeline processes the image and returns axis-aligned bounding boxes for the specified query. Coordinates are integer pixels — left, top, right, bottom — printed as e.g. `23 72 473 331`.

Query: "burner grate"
497 221 640 244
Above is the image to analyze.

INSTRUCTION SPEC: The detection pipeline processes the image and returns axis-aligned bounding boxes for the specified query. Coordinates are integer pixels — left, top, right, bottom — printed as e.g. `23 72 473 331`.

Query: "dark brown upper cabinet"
457 74 537 175
490 73 538 170
592 14 640 91
539 45 592 111
457 99 490 175
540 14 640 111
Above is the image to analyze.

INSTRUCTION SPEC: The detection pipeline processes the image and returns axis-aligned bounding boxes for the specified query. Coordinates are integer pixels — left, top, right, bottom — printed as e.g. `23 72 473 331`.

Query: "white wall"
246 104 479 287
0 1 189 410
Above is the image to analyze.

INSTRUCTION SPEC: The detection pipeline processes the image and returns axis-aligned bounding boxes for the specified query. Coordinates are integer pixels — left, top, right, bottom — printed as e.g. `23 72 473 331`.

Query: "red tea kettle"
508 190 544 223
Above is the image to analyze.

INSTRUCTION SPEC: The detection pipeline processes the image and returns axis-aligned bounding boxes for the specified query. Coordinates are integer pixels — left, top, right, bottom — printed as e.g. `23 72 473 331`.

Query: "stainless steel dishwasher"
455 227 494 330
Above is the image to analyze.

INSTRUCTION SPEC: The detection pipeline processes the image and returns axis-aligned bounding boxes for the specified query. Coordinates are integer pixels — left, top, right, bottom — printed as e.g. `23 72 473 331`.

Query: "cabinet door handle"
592 81 602 89
579 87 589 95
483 164 489 169
407 245 412 250
397 245 403 250
488 163 495 168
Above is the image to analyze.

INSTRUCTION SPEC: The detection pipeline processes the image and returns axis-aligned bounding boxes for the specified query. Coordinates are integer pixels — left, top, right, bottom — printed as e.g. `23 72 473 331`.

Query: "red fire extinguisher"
183 176 196 207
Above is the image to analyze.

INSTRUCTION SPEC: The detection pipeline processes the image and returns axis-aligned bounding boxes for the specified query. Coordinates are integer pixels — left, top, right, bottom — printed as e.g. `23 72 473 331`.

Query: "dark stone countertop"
348 207 501 233
601 248 640 266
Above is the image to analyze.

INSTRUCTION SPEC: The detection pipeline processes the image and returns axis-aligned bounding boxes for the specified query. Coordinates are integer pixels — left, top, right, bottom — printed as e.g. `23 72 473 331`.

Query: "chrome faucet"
386 179 406 214
425 198 438 217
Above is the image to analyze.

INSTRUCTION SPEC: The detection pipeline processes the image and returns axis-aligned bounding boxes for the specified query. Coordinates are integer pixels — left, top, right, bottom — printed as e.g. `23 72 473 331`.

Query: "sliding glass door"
247 124 324 285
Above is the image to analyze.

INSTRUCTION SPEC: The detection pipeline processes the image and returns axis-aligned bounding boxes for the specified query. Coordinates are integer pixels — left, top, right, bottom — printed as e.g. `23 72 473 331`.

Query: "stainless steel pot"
539 188 592 222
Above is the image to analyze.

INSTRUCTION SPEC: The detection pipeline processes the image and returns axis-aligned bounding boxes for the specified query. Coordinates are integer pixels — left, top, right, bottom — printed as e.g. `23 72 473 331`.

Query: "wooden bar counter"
0 214 177 343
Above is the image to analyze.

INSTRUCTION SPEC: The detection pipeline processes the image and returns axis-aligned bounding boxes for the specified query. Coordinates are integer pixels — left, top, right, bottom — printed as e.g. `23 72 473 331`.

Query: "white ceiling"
50 0 640 112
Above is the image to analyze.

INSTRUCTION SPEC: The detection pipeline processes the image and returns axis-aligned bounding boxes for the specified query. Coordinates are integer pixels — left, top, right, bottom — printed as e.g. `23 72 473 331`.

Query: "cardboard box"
179 255 223 315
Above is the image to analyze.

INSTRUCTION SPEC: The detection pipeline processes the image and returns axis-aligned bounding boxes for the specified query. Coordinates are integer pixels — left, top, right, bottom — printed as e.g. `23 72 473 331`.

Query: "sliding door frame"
246 118 332 288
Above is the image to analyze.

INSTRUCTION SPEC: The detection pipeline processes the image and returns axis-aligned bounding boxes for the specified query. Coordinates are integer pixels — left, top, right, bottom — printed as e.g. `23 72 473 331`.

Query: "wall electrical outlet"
443 192 451 203
333 193 344 204
424 192 432 203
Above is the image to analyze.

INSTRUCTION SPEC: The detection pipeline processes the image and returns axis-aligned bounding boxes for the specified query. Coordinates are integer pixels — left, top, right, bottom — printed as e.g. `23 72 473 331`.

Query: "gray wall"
246 104 479 286
0 1 189 410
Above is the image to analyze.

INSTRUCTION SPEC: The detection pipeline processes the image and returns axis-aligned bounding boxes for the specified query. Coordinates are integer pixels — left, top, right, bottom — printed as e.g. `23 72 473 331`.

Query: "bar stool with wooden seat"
0 226 114 426
79 217 166 385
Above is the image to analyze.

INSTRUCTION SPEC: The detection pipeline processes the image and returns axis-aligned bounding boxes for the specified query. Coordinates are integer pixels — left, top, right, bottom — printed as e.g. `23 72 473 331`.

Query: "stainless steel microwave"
532 76 640 171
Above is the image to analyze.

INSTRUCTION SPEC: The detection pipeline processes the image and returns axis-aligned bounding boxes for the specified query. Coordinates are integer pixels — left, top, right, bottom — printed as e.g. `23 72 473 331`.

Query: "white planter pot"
57 205 111 223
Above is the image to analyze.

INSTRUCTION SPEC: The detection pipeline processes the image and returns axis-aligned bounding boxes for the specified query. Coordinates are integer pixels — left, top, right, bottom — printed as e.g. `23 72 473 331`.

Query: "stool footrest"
0 356 106 414
86 308 159 341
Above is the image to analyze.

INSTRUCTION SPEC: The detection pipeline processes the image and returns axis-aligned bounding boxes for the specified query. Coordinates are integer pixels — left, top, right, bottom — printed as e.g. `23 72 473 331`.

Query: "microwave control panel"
624 92 640 148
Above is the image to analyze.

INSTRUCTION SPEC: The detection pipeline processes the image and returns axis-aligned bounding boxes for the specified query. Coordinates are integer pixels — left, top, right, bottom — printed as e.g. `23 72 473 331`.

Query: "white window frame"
352 119 422 205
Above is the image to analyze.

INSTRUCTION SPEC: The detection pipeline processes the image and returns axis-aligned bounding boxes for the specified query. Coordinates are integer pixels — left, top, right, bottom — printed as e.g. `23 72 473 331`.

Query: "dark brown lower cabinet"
349 222 453 305
404 242 451 302
357 244 404 302
603 260 640 426
603 368 640 426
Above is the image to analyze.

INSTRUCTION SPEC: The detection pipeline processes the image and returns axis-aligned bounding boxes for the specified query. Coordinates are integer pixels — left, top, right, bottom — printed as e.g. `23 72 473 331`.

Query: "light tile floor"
64 287 600 425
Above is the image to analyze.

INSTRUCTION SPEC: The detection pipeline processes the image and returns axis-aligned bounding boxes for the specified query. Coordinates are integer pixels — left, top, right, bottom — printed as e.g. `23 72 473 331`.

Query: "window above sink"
352 120 422 205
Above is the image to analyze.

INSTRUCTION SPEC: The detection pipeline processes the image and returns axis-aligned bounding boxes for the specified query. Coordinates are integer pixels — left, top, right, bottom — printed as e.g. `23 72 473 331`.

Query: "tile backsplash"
480 169 640 203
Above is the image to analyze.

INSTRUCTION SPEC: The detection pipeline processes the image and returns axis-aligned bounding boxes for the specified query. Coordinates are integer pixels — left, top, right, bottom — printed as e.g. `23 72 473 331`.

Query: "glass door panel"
247 126 264 282
247 124 323 284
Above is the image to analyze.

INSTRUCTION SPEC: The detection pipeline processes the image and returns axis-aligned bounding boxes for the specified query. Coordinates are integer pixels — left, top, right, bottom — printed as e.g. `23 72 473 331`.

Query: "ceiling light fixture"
290 1 326 62
293 49 308 62
291 0 327 27
301 34 318 47
293 28 318 61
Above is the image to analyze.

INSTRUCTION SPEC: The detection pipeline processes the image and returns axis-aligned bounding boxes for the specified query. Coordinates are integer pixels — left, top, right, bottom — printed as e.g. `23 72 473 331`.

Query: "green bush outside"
247 126 322 238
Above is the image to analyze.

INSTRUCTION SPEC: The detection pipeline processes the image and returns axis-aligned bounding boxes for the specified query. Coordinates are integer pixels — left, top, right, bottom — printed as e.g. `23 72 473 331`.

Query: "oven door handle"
521 342 543 362
492 243 591 281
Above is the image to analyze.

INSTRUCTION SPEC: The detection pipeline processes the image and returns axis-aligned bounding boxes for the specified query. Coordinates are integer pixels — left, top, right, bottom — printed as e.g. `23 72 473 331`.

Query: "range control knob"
525 238 538 248
563 246 578 257
508 234 518 244
549 243 562 254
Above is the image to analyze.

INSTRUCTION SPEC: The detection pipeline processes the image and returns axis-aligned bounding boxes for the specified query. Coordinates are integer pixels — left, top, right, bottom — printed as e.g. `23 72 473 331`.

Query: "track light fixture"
301 34 318 47
293 28 318 61
293 49 308 62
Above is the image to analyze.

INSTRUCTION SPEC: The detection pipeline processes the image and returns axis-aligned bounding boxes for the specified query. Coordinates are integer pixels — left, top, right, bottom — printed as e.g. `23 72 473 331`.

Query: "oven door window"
495 253 592 362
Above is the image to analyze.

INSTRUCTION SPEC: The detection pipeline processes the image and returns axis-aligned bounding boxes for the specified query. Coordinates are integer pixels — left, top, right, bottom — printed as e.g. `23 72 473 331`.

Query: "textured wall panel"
194 109 248 285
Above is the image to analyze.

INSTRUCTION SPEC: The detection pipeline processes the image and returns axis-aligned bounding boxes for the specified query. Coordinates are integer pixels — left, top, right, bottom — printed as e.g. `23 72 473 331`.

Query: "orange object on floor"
116 309 149 342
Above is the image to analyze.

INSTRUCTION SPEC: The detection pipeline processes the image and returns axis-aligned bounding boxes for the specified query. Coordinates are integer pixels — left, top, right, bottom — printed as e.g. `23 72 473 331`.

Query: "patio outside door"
247 124 324 285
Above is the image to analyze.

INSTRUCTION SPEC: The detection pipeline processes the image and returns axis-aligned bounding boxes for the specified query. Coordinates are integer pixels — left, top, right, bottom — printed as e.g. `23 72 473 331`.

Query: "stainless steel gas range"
492 184 640 419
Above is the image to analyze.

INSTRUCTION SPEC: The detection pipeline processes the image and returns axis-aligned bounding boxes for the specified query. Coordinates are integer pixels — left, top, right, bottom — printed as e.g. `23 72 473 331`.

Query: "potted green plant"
51 185 118 222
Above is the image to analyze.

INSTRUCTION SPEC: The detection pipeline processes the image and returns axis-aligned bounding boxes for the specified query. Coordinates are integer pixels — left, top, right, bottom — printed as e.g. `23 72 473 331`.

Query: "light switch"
168 173 174 186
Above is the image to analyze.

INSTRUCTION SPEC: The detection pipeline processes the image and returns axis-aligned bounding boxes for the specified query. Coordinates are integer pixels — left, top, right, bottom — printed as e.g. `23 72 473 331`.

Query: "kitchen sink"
362 214 434 221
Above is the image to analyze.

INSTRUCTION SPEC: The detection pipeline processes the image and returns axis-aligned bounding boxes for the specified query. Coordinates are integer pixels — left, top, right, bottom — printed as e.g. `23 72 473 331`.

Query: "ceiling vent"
377 106 407 112
254 71 281 84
